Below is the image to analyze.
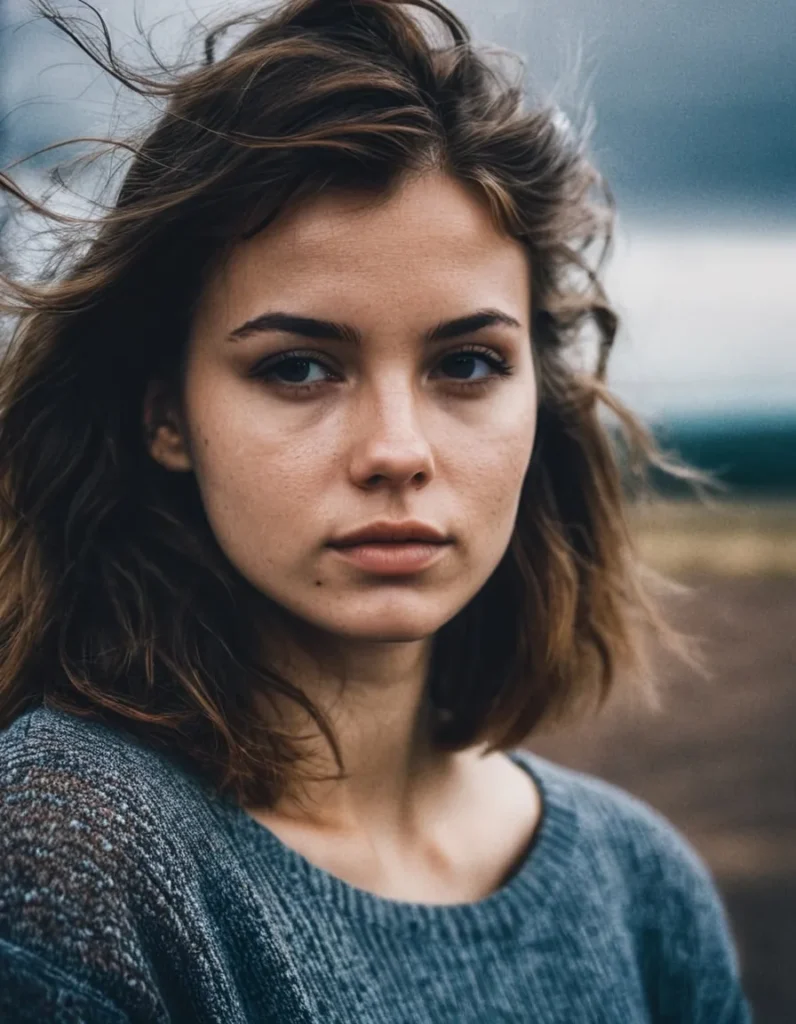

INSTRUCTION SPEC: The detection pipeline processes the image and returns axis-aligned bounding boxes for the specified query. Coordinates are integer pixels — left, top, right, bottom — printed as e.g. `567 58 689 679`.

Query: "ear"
142 379 193 472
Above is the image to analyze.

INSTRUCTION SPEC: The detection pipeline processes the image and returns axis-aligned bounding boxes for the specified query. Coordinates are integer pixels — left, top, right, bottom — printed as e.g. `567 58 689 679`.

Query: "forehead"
204 170 531 318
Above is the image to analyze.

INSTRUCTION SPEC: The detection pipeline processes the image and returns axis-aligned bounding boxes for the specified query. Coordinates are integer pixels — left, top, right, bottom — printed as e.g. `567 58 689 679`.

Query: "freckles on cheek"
189 402 328 527
460 433 534 529
461 428 533 486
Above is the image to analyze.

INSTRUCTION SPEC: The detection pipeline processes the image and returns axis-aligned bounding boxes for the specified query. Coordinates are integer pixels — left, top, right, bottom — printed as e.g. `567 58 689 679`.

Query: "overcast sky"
1 0 794 209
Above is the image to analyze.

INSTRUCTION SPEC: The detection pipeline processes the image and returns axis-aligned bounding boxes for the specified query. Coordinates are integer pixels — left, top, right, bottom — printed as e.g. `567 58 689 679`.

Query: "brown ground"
526 572 795 1023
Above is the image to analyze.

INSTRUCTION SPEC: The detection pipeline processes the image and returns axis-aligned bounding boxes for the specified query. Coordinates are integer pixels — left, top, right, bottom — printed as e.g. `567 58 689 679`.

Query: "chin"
315 611 447 644
298 595 461 644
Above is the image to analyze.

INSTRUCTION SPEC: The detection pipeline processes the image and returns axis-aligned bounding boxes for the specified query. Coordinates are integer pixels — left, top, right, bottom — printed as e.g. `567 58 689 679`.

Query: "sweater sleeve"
0 723 177 1023
0 938 131 1023
1 708 273 1024
565 768 754 1024
665 863 753 1024
629 804 754 1024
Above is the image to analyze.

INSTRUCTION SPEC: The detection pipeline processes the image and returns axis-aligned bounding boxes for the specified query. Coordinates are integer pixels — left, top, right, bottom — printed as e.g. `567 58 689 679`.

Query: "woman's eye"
251 347 513 392
265 355 330 387
433 350 511 384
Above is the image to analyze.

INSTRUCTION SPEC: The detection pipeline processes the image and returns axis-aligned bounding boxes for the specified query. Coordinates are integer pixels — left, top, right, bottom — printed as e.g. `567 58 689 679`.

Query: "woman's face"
148 169 537 644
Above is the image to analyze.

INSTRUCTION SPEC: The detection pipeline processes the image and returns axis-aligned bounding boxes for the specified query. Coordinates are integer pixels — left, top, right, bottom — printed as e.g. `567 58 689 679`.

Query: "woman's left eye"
433 350 513 384
250 347 514 392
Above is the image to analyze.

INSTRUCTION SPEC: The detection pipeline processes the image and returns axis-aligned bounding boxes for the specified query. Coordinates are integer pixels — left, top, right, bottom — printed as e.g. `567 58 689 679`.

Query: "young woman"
0 0 751 1021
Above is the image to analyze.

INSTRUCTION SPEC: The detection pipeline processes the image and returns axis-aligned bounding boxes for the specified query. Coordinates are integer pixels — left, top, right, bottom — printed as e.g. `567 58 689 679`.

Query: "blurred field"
628 498 796 576
527 501 795 1023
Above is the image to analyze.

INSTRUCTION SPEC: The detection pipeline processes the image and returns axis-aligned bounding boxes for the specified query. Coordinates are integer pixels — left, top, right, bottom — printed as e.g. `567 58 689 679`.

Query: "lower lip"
328 541 450 574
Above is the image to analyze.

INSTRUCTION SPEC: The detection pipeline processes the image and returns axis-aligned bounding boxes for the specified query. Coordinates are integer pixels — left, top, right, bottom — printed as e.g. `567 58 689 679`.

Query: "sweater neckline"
214 749 579 941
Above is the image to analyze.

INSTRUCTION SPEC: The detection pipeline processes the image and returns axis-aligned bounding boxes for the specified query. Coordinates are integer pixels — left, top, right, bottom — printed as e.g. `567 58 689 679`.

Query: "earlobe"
149 425 194 472
143 380 194 473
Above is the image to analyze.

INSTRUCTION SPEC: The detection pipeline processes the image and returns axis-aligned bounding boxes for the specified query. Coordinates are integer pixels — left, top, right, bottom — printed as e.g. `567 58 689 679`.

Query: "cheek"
448 405 537 565
465 435 535 533
180 374 328 560
459 391 537 499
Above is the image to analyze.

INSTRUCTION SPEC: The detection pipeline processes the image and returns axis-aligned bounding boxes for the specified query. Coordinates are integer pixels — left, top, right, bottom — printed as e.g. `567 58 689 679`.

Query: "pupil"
443 354 476 379
281 357 311 382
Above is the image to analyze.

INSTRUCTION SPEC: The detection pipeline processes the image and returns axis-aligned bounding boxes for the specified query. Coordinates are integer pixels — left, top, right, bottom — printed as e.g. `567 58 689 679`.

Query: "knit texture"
1 704 752 1024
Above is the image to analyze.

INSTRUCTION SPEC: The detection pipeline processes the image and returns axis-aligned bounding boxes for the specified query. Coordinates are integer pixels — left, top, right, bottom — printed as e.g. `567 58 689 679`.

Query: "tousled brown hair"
0 0 699 807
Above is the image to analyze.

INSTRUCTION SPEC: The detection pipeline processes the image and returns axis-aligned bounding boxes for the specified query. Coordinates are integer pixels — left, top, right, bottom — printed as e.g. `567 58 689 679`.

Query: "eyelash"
248 344 515 395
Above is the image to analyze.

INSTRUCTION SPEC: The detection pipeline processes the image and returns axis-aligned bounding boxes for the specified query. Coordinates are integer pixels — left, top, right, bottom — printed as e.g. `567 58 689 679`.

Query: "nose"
347 378 435 490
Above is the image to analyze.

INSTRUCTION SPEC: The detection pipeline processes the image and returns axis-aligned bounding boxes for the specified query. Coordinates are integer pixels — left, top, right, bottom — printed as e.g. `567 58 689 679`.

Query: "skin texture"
145 169 542 902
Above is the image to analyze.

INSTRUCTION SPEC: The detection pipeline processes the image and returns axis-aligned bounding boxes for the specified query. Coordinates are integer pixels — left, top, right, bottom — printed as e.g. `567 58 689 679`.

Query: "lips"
328 539 450 574
328 520 451 548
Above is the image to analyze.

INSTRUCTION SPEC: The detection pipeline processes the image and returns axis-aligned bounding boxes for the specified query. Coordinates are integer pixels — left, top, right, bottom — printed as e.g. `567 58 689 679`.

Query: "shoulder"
0 703 210 878
514 750 751 1023
0 702 223 889
517 749 716 897
0 704 221 1019
2 700 193 791
0 701 223 830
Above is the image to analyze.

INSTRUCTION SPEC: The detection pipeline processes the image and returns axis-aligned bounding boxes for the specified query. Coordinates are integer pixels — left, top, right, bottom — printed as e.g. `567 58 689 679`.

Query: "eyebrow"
227 308 523 345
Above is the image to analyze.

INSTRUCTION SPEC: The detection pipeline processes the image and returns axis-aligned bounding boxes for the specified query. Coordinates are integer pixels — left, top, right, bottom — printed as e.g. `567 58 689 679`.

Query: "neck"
254 616 461 838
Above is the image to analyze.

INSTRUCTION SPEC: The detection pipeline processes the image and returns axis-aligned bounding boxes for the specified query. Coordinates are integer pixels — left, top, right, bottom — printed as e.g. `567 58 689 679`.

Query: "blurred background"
1 0 794 1019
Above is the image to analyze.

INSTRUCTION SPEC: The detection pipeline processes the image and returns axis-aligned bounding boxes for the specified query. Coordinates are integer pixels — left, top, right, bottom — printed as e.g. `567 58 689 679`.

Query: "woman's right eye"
256 354 332 388
249 351 338 393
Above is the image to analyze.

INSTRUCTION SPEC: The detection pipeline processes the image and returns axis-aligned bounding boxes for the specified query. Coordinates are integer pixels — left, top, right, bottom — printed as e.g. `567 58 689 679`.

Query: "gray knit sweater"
0 704 751 1023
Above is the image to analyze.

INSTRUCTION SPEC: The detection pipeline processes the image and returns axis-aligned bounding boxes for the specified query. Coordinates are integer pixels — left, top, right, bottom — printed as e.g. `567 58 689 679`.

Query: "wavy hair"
0 0 700 807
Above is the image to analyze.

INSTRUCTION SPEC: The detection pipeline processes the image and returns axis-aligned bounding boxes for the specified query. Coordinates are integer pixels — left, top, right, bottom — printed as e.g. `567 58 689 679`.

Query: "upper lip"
328 520 452 547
